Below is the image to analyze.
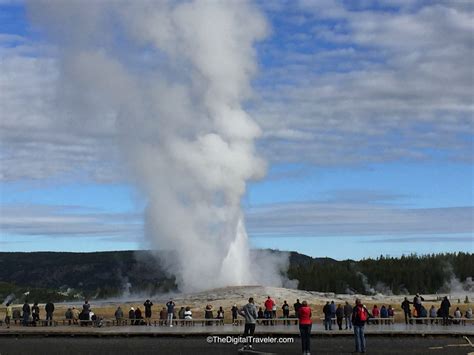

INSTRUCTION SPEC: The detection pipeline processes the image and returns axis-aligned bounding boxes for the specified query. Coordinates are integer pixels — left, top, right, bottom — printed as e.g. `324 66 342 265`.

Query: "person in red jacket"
298 300 312 355
264 296 275 325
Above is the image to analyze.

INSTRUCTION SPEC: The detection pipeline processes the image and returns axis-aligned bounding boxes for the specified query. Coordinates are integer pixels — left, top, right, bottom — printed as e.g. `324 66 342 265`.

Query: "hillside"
0 250 472 303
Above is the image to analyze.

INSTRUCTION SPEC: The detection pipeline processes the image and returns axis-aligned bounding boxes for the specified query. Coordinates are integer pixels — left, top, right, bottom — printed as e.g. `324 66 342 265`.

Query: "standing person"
440 296 451 326
5 302 12 328
344 301 353 329
32 302 40 324
22 300 30 326
114 306 123 325
336 304 344 330
387 305 395 324
330 301 336 321
294 299 302 325
231 304 239 325
205 304 214 325
298 300 312 355
264 296 275 324
128 307 135 325
144 299 153 326
45 301 54 326
401 297 412 324
282 300 290 325
352 299 369 354
166 299 175 327
159 307 167 326
323 302 332 330
134 307 142 325
239 297 258 351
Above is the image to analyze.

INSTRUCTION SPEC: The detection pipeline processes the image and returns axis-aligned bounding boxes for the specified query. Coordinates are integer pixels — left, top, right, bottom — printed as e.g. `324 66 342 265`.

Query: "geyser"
28 0 287 291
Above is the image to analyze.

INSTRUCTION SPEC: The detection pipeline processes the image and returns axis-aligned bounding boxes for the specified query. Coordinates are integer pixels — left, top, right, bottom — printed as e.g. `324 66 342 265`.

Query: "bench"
409 317 474 325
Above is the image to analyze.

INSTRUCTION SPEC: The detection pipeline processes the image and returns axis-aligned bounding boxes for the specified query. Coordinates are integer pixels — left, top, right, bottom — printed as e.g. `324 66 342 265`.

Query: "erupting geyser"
29 0 287 291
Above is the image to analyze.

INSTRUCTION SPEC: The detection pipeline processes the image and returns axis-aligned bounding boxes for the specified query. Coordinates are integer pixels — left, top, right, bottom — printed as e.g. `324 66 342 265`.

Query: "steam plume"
28 0 280 291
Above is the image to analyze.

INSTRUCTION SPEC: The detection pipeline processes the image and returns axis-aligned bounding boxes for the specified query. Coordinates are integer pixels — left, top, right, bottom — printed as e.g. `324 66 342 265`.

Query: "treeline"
0 251 472 303
288 252 474 295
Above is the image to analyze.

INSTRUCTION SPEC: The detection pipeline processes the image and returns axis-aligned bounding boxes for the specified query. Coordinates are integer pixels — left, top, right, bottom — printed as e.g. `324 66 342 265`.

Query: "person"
144 299 153 326
45 301 54 326
371 305 379 324
352 299 369 353
272 302 277 320
344 301 353 330
298 300 312 355
205 304 214 326
257 307 264 322
32 302 40 325
323 301 332 330
294 299 302 316
264 296 275 325
65 308 73 325
5 302 12 328
429 305 437 324
166 299 175 327
463 308 472 325
83 300 90 313
179 307 185 321
239 297 257 351
134 307 142 325
419 305 428 324
294 299 302 325
216 307 224 321
413 294 424 314
330 301 336 323
114 306 123 325
159 307 167 326
453 307 462 325
71 307 80 325
129 307 135 325
231 304 239 325
184 307 192 320
79 308 90 326
336 304 344 330
22 300 30 326
387 305 394 324
282 300 290 325
440 296 451 326
380 305 388 324
401 297 412 324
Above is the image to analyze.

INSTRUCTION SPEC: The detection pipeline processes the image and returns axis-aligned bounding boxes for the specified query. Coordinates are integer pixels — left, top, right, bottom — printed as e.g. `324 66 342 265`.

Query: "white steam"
27 1 288 291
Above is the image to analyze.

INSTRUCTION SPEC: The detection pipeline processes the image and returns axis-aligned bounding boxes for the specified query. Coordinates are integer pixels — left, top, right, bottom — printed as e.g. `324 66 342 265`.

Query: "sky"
0 0 473 260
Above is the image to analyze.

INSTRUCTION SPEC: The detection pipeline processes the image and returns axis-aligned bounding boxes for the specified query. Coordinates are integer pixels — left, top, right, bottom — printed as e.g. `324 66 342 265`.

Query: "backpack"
357 306 368 322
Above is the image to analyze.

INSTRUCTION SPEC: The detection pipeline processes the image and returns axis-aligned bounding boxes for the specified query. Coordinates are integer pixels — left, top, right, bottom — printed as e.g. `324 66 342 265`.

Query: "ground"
0 336 471 354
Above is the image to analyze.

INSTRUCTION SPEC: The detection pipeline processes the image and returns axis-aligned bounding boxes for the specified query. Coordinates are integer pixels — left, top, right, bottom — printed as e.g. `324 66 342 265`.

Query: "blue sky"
0 0 472 259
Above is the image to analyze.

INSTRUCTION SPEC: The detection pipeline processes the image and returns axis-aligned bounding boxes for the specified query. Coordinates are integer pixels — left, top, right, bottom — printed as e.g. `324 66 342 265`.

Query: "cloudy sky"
0 0 472 259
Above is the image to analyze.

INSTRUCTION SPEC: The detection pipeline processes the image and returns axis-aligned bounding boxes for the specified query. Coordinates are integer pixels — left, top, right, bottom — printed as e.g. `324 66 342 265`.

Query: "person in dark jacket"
134 307 142 325
323 301 332 330
336 304 344 330
413 294 424 314
231 304 239 325
22 301 30 326
129 307 135 325
440 296 451 326
114 306 123 324
401 297 412 324
282 300 290 325
45 301 54 326
32 302 40 324
144 299 153 326
344 301 353 329
352 299 370 353
205 304 214 326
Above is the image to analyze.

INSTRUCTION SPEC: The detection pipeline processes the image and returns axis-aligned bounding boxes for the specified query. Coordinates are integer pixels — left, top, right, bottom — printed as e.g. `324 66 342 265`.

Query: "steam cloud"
28 1 287 291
